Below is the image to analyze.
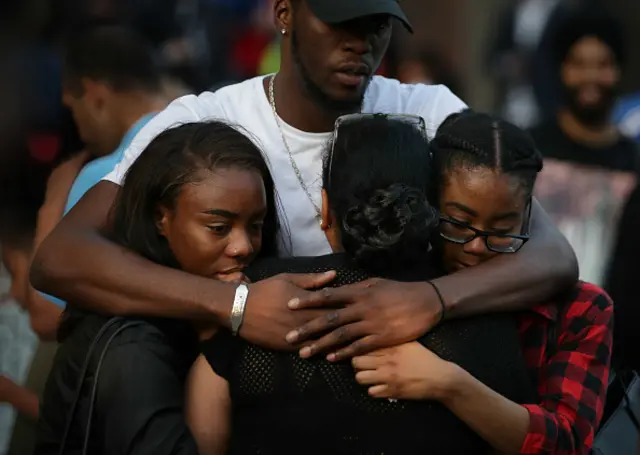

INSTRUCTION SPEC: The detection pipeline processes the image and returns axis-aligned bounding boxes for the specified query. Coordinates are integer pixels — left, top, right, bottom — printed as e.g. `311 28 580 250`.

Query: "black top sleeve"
95 325 199 455
200 329 240 380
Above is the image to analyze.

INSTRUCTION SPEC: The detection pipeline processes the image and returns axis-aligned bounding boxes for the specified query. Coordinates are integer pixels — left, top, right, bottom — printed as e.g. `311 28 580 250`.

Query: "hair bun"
342 184 439 272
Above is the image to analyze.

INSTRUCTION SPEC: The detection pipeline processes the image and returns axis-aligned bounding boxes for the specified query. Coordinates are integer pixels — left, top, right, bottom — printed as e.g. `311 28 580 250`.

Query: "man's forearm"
434 199 578 318
30 184 235 324
31 227 234 323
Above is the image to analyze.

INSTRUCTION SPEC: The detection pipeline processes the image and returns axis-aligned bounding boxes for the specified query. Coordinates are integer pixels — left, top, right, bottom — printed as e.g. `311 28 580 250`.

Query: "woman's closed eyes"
206 219 264 237
443 215 521 236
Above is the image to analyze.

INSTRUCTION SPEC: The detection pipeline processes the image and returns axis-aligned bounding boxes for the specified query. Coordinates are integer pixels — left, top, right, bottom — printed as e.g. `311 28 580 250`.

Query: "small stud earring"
281 28 287 35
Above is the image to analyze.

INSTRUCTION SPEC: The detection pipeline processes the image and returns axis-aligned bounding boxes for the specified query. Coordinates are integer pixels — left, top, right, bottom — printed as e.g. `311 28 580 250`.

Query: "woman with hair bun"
187 114 536 455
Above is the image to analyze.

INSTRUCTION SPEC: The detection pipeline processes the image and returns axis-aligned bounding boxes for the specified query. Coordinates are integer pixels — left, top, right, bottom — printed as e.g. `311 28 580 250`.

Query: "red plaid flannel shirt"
518 281 613 455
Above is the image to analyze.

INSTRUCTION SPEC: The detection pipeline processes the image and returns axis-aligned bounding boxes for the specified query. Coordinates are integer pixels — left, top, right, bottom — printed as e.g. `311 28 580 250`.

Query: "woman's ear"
274 0 293 34
320 189 334 231
156 206 170 238
321 189 343 253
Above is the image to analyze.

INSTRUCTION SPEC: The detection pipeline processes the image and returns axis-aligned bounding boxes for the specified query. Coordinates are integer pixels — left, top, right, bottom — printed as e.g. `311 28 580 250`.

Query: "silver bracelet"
230 284 249 336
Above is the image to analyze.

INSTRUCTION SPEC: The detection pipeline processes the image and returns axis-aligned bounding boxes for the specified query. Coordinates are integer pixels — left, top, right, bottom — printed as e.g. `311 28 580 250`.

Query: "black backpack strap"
80 320 146 454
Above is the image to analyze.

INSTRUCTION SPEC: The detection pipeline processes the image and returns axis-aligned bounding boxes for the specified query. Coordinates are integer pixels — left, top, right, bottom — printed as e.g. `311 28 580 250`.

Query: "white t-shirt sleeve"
407 85 468 139
429 86 468 135
103 92 225 185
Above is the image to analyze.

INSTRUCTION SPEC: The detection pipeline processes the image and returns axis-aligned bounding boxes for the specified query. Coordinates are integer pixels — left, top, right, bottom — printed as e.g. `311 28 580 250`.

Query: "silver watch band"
230 284 249 336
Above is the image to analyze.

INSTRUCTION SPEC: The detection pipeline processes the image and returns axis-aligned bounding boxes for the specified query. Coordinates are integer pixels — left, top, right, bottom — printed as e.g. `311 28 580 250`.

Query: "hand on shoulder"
238 271 336 351
284 279 443 360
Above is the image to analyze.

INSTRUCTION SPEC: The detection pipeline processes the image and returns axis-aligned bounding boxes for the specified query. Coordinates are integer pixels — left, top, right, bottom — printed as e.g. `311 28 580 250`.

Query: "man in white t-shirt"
32 0 577 360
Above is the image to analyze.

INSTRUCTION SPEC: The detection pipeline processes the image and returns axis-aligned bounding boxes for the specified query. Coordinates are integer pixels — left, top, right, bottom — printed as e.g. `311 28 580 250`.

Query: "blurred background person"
529 6 640 287
0 237 39 427
30 24 166 334
613 91 640 142
1 24 166 455
0 167 46 455
488 0 562 128
394 47 463 99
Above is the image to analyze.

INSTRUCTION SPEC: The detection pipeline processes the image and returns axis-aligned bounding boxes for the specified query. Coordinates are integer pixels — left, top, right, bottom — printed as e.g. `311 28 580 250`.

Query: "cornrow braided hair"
431 109 543 196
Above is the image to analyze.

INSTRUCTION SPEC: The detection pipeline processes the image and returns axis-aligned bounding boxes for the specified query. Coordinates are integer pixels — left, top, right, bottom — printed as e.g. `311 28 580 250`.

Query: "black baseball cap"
306 0 413 33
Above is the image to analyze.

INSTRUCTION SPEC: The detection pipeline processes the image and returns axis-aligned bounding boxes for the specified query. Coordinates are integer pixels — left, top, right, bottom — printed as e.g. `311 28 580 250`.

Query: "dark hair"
323 116 439 275
109 121 282 268
394 48 463 99
431 110 543 198
62 25 161 95
552 7 625 67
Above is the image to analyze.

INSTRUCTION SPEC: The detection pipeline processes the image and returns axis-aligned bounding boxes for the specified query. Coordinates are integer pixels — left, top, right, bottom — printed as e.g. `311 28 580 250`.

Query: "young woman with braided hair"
353 110 614 455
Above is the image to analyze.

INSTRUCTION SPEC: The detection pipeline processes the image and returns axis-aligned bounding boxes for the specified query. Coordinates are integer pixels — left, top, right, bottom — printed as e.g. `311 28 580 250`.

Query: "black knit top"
201 254 536 455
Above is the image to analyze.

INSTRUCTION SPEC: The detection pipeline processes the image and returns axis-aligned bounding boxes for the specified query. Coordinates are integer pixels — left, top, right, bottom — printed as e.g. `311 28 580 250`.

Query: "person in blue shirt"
29 25 167 337
613 92 640 143
8 26 167 452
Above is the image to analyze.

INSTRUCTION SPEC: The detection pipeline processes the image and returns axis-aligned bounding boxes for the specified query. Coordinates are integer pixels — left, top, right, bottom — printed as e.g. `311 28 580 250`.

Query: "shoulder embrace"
194 76 263 116
168 90 224 119
371 76 465 107
401 80 466 133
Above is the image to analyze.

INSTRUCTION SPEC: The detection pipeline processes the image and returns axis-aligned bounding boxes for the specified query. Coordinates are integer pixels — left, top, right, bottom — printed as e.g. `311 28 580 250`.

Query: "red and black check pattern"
518 281 613 455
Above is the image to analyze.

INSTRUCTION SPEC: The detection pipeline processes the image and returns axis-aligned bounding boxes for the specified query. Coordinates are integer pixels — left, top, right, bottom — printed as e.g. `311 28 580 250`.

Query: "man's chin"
564 87 614 127
569 105 611 127
326 82 371 113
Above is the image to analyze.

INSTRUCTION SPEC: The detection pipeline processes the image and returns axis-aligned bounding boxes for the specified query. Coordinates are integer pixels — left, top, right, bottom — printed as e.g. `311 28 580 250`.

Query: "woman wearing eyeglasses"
187 114 537 455
353 110 613 455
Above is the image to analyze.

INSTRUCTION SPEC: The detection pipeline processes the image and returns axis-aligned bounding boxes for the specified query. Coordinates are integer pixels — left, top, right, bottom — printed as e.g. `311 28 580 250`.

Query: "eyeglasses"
439 201 532 254
327 113 428 186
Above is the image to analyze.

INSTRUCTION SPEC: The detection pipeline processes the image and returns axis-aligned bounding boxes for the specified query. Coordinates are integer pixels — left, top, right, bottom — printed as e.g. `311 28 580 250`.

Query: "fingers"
354 369 384 385
368 384 392 398
297 321 367 358
286 306 361 345
300 324 365 362
353 370 393 398
351 354 385 371
330 338 390 361
282 271 336 290
288 284 361 310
